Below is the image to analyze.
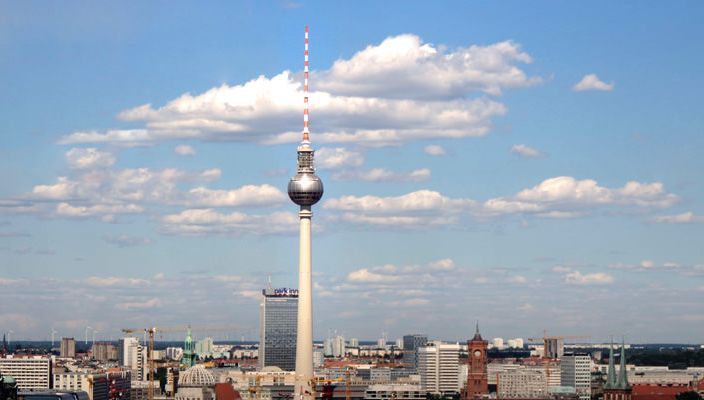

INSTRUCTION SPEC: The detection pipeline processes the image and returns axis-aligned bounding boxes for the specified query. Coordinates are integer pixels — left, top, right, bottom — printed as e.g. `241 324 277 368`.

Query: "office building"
403 334 428 371
364 384 425 400
0 356 51 390
54 372 109 400
497 370 547 399
418 341 460 395
195 337 214 358
546 339 565 359
259 287 298 371
560 353 592 400
60 337 76 359
92 342 118 362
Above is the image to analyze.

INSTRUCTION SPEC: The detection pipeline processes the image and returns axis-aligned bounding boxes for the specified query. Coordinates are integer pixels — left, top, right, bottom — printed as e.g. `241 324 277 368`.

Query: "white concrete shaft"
295 206 313 400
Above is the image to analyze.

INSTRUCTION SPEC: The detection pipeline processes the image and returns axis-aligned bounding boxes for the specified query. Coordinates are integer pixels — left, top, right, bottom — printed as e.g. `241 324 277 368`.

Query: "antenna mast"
303 25 310 142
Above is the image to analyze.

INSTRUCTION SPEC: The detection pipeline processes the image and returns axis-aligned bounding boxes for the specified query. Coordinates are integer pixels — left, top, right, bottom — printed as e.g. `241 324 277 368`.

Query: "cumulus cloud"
174 144 196 156
652 211 704 224
58 34 539 147
573 74 614 92
482 176 678 217
85 276 150 287
185 184 287 207
510 144 544 158
66 148 116 169
317 35 539 98
315 147 364 169
332 168 431 182
423 145 446 156
161 209 298 236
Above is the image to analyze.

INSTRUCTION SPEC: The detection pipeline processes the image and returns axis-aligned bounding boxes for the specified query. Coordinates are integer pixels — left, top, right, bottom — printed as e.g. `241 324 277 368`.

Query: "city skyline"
1 2 704 343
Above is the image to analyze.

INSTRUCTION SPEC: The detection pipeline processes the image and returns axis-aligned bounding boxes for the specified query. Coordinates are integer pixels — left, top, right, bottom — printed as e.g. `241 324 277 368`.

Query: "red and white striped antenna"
303 25 310 143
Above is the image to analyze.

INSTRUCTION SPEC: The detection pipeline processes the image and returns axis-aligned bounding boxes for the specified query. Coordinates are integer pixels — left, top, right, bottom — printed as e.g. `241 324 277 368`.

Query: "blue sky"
1 1 703 344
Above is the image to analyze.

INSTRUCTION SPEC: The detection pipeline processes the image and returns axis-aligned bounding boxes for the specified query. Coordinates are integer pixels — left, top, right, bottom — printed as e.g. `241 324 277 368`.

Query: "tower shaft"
295 206 313 399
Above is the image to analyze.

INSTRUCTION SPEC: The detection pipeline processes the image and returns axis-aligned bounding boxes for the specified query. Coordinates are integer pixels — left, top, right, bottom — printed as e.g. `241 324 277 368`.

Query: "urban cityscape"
1 3 703 400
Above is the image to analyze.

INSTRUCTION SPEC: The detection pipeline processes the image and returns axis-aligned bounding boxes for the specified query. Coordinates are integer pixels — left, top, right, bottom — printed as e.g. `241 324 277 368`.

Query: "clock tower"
464 323 488 399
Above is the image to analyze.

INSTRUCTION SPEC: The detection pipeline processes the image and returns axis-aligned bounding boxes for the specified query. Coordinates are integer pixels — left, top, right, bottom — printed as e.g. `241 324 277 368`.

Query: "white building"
333 336 346 358
0 356 51 390
119 337 141 369
492 338 505 350
560 353 591 400
54 372 109 400
498 369 547 399
417 341 460 395
166 347 183 361
195 337 214 357
507 338 524 349
349 338 359 348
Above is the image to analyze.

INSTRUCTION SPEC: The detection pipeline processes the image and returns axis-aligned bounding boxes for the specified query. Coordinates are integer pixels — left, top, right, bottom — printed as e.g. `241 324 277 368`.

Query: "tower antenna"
303 25 310 142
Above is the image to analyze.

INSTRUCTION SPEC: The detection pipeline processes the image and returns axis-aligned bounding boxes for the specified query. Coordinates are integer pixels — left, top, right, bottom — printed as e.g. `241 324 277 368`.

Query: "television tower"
288 25 324 400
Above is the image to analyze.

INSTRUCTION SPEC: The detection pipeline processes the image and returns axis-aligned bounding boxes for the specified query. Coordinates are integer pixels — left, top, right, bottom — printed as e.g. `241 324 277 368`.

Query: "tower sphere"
288 172 324 206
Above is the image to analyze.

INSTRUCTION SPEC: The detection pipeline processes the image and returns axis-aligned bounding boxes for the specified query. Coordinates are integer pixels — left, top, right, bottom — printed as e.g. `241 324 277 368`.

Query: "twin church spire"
605 338 630 390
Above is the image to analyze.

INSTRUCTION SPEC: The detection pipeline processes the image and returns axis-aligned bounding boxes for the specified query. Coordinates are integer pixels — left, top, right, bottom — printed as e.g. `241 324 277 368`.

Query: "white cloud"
564 271 614 285
66 148 116 169
174 144 196 156
423 145 446 156
186 184 286 207
573 74 614 92
429 258 455 271
315 147 364 169
332 168 431 182
56 202 143 220
161 209 298 236
318 35 539 98
652 211 704 224
482 176 678 217
510 144 544 158
325 190 473 213
58 35 539 147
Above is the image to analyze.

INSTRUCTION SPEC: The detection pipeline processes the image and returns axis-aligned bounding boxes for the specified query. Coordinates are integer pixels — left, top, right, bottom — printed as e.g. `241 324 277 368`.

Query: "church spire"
616 338 630 389
605 338 616 389
472 321 483 341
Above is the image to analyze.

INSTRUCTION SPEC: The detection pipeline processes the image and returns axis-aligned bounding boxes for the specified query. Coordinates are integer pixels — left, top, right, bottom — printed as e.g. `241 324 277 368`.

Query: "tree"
675 391 702 400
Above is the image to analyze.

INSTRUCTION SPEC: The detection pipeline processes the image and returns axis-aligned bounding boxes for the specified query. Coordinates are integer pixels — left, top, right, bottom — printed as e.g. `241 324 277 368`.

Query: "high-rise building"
418 341 460 395
464 325 488 399
119 337 140 369
195 338 214 358
0 356 51 390
560 353 592 400
288 25 324 400
92 342 118 362
60 337 76 358
402 334 428 371
545 338 564 359
349 338 359 348
332 336 346 358
259 288 298 371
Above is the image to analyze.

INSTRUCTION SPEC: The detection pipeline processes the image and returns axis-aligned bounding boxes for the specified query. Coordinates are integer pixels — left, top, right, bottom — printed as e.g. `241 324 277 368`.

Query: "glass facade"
260 289 298 371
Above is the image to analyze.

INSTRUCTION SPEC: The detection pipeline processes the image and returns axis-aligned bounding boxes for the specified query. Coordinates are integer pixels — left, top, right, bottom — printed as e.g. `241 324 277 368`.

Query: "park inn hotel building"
259 287 298 371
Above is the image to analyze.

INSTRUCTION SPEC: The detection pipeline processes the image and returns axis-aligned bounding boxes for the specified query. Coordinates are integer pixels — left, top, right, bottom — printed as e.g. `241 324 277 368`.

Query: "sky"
1 1 703 344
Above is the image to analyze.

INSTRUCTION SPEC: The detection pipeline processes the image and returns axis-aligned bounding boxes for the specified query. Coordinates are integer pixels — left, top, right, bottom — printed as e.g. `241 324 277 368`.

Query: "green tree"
675 391 702 400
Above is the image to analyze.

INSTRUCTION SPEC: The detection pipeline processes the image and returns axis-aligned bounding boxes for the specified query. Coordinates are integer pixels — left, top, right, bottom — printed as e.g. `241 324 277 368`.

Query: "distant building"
165 347 183 361
560 353 591 400
546 339 565 359
60 338 76 359
349 338 359 348
259 288 298 371
418 341 460 395
118 337 142 370
195 337 214 358
332 336 346 358
464 324 488 399
402 335 428 371
91 342 118 362
0 356 51 390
